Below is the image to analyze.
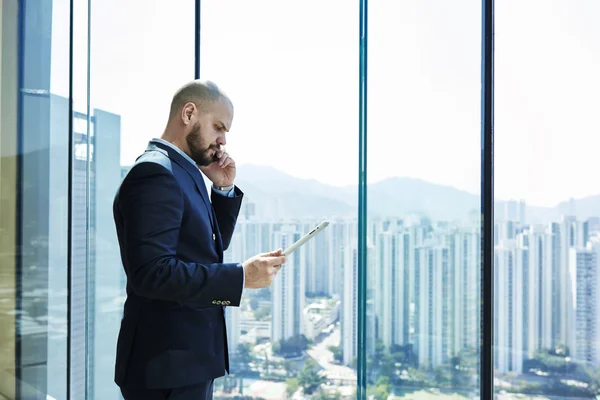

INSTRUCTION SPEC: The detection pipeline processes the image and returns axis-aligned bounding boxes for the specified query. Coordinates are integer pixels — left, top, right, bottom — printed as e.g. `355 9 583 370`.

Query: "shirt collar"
152 138 197 168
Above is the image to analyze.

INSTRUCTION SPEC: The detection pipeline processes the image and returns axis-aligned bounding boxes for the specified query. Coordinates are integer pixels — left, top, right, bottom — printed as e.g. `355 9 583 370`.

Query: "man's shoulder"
126 150 176 179
114 152 181 204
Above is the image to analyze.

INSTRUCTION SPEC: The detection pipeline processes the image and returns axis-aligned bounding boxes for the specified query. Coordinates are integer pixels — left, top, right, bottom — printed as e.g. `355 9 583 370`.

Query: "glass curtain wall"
7 1 600 400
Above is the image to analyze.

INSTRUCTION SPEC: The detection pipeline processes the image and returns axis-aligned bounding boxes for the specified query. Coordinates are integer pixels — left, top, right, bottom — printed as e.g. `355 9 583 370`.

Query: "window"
0 0 70 398
87 1 195 398
494 1 600 398
365 1 483 398
201 0 358 398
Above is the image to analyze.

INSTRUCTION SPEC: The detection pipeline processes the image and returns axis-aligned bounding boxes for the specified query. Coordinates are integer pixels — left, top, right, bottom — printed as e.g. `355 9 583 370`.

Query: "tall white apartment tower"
271 226 306 342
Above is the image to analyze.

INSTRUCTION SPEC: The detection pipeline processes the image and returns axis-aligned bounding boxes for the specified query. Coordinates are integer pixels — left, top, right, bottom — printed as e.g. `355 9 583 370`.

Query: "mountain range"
235 164 600 225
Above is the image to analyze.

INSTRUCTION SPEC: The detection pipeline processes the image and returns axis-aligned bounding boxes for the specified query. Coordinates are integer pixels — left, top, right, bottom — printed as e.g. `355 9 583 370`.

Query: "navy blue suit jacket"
113 140 244 389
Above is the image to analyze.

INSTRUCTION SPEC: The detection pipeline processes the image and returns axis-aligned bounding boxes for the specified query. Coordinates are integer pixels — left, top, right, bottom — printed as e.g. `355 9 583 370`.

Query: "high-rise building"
415 239 453 369
303 220 331 296
517 226 552 358
569 248 597 364
494 240 522 374
271 226 305 342
341 245 357 366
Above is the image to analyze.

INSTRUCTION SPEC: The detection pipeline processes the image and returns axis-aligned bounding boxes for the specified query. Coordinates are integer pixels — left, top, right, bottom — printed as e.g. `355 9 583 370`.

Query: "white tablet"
282 221 330 257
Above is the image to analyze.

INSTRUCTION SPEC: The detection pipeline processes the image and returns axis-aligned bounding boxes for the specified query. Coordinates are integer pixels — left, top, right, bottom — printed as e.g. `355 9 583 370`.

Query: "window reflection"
88 0 195 398
0 0 70 398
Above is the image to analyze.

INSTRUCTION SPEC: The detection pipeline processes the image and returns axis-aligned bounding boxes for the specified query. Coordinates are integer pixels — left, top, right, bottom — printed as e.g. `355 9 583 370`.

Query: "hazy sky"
51 0 600 207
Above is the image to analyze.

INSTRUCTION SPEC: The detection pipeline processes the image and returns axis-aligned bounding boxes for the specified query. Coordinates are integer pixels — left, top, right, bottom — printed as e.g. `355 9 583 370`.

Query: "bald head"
168 80 232 119
162 80 234 166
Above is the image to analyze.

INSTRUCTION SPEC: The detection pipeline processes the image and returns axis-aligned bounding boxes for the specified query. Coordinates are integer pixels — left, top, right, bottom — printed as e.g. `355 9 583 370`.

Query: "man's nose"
217 136 227 147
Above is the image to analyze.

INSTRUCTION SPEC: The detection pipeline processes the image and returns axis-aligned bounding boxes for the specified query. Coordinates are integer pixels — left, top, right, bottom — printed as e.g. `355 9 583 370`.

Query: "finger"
218 152 229 166
269 256 286 266
220 156 234 169
223 156 235 170
262 248 283 257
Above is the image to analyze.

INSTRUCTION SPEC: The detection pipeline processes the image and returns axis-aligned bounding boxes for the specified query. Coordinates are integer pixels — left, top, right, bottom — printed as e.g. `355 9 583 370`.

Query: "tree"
449 353 474 389
373 340 386 368
373 385 389 400
434 365 447 385
283 360 297 377
328 345 343 363
254 306 270 321
368 376 391 400
285 378 300 397
262 350 271 376
380 353 395 378
298 359 326 395
390 343 418 368
236 343 253 367
273 334 309 357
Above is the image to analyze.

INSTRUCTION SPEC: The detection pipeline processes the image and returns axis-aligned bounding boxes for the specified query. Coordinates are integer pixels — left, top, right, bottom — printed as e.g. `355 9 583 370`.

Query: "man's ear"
181 102 195 125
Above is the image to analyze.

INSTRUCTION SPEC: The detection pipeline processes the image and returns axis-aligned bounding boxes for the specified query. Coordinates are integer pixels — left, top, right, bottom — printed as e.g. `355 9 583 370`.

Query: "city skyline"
214 209 600 398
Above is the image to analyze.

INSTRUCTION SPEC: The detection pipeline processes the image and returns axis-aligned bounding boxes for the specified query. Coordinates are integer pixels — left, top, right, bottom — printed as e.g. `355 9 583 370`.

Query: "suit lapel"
211 206 224 261
145 141 216 230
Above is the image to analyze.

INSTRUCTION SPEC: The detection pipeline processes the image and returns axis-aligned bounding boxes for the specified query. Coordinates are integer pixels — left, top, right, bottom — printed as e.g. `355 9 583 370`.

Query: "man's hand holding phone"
243 249 287 289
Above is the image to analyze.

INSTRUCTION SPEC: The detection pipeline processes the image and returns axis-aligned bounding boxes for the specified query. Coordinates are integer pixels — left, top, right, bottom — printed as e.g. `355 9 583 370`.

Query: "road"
307 326 357 385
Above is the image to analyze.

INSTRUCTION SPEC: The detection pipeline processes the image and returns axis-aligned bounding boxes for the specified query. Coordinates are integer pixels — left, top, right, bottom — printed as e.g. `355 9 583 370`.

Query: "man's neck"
161 132 187 155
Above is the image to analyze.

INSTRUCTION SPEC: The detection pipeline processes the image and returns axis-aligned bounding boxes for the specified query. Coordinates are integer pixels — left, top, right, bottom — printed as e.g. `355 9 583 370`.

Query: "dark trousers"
120 380 214 400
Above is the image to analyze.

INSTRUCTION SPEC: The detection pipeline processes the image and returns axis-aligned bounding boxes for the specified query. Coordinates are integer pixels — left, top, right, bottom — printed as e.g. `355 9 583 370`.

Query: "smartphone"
282 221 330 257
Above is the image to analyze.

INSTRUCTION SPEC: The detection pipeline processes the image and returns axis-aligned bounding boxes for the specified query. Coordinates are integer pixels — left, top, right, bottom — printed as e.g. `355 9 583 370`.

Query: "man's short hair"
169 80 227 118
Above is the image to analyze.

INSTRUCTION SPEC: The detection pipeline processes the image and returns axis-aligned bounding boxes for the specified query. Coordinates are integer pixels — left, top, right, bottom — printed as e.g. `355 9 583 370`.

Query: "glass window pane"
367 1 482 397
0 0 70 398
201 0 358 398
494 1 600 398
88 1 195 398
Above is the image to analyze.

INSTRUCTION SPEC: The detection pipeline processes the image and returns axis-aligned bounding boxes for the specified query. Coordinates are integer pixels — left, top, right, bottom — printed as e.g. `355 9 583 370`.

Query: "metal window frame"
357 0 368 399
480 0 495 398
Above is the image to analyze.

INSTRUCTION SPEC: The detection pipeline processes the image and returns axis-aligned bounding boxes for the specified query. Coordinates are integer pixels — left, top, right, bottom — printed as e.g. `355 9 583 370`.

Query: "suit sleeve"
211 186 243 251
118 161 244 306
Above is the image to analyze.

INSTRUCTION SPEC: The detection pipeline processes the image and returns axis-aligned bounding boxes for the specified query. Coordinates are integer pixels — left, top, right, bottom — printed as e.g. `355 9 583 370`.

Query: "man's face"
184 98 233 166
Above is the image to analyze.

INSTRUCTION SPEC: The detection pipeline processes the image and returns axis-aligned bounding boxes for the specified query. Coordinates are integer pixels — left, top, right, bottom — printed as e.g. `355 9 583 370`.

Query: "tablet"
282 221 330 257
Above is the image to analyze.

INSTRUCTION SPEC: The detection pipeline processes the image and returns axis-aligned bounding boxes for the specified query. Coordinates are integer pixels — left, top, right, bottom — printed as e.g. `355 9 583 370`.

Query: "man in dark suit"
113 80 286 400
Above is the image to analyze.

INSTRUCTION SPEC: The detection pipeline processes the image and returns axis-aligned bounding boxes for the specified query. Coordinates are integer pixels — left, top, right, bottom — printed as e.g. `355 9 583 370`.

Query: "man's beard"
185 124 218 166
